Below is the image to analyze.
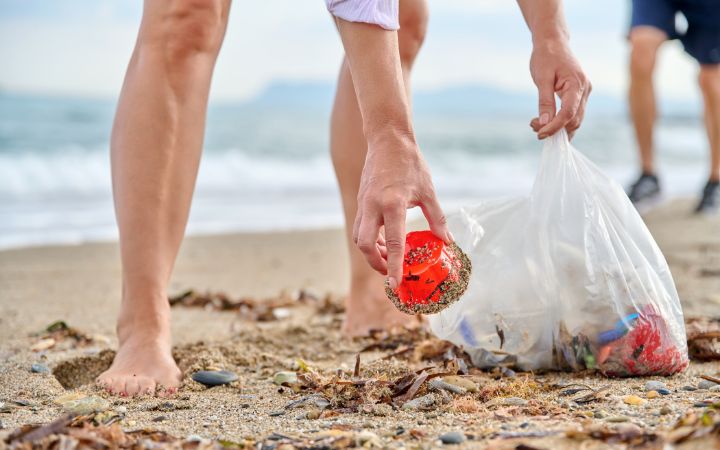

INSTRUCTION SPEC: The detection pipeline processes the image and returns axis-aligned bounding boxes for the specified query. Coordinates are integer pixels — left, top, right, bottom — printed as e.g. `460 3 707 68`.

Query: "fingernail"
540 113 549 125
388 277 398 289
538 133 547 140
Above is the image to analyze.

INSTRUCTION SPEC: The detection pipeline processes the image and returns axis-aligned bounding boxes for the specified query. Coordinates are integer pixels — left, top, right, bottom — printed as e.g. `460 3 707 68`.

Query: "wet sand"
1 199 719 449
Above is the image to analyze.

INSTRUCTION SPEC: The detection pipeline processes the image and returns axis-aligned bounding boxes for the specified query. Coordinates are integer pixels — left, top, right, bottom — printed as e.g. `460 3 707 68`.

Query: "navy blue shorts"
631 0 720 65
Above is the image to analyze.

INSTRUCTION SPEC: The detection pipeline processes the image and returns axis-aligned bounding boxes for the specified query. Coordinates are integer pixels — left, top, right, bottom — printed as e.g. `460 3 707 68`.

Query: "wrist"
531 27 569 48
364 118 417 154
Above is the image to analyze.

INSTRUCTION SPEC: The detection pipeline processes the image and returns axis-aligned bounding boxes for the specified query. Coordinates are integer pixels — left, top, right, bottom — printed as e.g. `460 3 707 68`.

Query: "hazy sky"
0 0 704 104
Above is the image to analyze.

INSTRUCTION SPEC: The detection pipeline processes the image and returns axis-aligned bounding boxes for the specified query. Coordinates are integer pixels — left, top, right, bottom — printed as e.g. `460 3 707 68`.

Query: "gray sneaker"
628 173 660 204
695 180 719 214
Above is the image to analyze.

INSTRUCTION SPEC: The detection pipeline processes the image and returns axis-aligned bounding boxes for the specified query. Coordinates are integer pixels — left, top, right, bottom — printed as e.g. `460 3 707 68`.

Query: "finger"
420 192 452 244
530 118 542 133
356 211 387 274
537 77 557 127
566 81 591 137
352 206 362 244
382 205 407 290
538 79 583 139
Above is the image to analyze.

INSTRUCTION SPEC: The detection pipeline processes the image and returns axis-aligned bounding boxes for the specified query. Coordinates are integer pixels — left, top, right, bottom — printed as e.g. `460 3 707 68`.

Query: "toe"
137 377 156 396
110 378 126 396
124 378 141 397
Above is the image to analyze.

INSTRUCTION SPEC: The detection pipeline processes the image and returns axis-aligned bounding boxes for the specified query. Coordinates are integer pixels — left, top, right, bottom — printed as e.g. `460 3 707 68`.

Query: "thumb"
537 79 556 126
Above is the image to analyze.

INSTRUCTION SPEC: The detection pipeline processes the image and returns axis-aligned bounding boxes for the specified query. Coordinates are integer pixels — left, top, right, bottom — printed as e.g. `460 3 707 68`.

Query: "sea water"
0 93 709 249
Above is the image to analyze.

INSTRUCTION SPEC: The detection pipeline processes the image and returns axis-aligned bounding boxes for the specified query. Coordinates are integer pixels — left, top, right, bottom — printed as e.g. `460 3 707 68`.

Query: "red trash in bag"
385 231 471 315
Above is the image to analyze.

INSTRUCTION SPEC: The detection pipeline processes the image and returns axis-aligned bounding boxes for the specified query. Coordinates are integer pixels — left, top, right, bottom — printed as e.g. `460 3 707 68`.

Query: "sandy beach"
1 198 719 449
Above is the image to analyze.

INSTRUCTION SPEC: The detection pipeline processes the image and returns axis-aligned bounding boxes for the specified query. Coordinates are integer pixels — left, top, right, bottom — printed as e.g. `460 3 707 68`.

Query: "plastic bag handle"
543 129 571 154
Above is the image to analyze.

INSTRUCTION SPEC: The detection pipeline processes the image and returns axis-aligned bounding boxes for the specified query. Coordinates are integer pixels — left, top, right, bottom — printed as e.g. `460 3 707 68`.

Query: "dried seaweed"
686 316 720 361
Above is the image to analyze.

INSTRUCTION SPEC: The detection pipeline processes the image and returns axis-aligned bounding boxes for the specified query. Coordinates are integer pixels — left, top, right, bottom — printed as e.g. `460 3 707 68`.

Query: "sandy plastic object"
429 131 688 377
385 230 471 315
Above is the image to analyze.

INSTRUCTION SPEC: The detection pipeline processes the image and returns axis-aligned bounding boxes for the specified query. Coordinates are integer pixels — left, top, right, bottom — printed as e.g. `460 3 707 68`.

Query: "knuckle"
384 238 404 251
357 240 375 253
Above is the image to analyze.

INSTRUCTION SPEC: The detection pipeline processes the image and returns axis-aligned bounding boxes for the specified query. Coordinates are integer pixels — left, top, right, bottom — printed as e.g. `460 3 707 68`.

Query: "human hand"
528 38 591 140
353 131 452 290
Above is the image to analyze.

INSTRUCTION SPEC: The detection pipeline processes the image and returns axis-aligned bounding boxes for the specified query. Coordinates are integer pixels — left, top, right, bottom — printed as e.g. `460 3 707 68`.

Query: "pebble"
306 408 321 420
623 394 646 406
605 415 630 423
152 416 167 422
501 397 528 407
31 363 50 374
681 385 697 391
442 376 479 393
659 406 673 415
31 338 55 352
439 431 466 445
645 381 666 392
593 410 608 419
657 388 671 396
710 385 720 392
429 379 467 395
273 371 298 386
357 431 382 447
402 393 436 410
269 410 285 417
697 380 718 390
191 370 238 387
115 406 127 414
646 390 659 399
187 435 203 442
60 396 110 415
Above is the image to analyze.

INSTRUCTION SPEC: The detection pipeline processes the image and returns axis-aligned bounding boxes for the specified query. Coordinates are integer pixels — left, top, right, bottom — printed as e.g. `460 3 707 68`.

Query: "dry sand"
1 198 719 449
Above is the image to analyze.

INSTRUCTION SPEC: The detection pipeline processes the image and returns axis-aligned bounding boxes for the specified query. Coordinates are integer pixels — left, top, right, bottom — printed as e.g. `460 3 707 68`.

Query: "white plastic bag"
429 131 688 376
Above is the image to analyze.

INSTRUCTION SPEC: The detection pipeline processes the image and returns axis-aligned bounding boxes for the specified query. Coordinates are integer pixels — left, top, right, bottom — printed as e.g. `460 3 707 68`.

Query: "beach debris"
191 370 238 387
698 379 719 390
441 375 478 392
645 380 666 391
57 395 110 415
429 378 466 395
273 371 298 386
438 431 466 445
685 316 720 360
623 395 646 406
385 231 472 315
499 396 528 407
30 339 55 352
401 393 437 411
30 320 95 352
30 363 49 374
168 288 341 321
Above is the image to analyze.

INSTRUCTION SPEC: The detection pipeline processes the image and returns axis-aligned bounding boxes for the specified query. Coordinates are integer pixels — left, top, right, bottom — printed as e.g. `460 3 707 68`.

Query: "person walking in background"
98 0 588 397
627 0 720 213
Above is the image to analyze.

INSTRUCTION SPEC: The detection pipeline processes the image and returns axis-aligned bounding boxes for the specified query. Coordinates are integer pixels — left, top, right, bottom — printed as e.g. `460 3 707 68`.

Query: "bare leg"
97 0 230 396
699 65 720 182
628 27 667 174
331 0 428 337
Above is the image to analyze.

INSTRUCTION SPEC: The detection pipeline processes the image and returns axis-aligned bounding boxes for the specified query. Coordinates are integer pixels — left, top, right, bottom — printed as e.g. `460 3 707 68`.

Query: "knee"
629 43 657 79
398 1 429 67
144 0 226 63
699 67 720 97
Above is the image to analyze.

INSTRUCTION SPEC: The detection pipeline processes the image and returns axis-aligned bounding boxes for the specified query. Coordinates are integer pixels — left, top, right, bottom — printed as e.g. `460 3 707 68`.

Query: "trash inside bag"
429 131 688 377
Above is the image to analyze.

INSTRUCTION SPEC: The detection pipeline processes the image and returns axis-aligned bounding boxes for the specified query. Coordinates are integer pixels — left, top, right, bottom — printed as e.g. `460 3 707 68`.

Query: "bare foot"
97 306 181 397
342 275 423 337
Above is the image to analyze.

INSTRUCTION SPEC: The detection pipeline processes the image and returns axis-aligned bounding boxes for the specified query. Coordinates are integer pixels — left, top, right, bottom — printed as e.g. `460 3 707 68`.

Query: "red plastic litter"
385 230 471 315
599 305 689 377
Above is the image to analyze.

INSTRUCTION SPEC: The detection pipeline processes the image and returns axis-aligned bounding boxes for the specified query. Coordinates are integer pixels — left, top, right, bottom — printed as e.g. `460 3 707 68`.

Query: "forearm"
334 18 414 150
517 0 569 45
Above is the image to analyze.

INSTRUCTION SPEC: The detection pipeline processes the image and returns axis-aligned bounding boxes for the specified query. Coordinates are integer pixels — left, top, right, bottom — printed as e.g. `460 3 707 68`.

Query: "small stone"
357 430 382 447
645 381 666 391
273 371 298 386
115 406 127 414
594 410 608 419
31 338 55 352
403 393 437 410
698 380 718 390
126 420 136 427
187 435 203 442
62 396 110 415
269 410 285 417
646 390 659 399
501 397 528 407
681 385 697 391
605 415 630 423
623 395 646 406
152 416 167 422
659 406 672 415
710 385 720 392
31 363 50 374
429 379 466 395
306 408 321 420
657 388 671 395
441 376 479 393
191 370 238 387
439 431 466 445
